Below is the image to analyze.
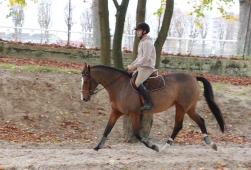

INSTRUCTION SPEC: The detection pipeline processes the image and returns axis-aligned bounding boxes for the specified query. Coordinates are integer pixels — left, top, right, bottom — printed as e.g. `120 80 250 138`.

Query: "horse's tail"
196 76 225 133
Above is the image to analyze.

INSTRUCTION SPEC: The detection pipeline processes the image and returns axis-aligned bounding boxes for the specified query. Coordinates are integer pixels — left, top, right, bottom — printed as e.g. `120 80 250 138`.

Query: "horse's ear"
87 65 90 73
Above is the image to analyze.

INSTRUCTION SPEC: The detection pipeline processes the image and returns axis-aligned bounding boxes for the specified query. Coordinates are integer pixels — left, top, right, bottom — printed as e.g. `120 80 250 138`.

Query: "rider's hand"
127 65 135 71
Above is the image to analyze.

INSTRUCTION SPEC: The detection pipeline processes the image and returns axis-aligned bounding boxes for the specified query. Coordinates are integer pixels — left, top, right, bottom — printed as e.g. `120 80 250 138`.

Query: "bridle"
81 72 97 96
81 68 129 96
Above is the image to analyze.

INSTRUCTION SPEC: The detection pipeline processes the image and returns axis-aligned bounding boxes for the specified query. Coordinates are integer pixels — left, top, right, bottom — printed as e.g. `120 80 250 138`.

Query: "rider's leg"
135 67 154 111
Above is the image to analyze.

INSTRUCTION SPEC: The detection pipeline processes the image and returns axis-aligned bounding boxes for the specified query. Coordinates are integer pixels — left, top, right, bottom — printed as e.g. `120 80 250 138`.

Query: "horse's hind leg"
161 103 185 151
94 110 123 151
187 106 217 151
129 111 159 152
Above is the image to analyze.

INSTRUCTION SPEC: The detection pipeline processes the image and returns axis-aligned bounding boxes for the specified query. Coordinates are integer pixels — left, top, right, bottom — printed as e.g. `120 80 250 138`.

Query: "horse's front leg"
129 111 159 152
94 110 123 151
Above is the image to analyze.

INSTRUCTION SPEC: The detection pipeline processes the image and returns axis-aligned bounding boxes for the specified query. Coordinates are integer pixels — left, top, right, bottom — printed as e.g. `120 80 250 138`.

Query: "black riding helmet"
134 22 150 39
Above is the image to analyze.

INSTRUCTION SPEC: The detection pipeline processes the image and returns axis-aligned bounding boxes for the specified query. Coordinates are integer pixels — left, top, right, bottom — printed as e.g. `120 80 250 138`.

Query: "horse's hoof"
211 143 217 151
93 146 100 151
152 145 159 152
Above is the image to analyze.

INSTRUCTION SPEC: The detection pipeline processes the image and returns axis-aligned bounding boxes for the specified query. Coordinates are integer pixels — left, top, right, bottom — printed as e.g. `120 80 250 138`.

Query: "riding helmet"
134 22 150 34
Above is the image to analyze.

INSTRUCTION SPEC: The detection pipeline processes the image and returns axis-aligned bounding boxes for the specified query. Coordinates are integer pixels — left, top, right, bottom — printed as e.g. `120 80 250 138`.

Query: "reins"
82 69 129 96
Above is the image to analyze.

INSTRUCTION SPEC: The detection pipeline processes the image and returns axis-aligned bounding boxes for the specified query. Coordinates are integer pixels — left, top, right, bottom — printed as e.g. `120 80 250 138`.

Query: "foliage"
6 0 37 7
153 0 166 17
188 0 238 23
4 0 37 17
154 0 237 30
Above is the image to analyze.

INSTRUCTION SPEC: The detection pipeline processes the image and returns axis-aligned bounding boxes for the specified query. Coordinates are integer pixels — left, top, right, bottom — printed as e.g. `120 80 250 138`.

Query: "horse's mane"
90 65 132 77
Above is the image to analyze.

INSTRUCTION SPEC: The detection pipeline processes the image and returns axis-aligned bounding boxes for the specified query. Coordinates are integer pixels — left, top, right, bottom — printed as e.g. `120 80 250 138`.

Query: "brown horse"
81 63 225 152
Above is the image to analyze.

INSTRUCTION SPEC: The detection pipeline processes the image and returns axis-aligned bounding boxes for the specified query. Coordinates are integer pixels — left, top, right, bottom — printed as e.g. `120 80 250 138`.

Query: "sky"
0 0 239 40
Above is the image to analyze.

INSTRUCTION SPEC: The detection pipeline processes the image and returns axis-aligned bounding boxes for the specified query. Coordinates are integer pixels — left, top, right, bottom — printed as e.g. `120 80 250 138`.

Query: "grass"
229 55 251 60
198 81 251 97
0 63 80 74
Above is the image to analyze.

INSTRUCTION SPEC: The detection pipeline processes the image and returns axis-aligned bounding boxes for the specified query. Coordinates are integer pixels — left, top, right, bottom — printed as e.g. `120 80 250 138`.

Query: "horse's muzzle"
82 97 90 102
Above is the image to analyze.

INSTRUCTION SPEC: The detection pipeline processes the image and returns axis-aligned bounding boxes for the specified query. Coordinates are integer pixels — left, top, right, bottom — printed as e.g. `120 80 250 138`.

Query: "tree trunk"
154 0 174 69
67 0 71 47
237 0 251 58
132 0 147 60
98 0 110 65
112 0 130 69
123 114 153 142
92 0 101 47
123 0 154 143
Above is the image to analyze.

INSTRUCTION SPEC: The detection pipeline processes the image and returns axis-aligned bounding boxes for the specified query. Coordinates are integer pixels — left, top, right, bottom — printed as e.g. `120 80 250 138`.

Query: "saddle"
130 69 165 93
130 69 165 107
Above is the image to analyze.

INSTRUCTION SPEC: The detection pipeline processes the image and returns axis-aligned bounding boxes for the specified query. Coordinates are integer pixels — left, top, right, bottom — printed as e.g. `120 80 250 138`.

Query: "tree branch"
113 0 119 9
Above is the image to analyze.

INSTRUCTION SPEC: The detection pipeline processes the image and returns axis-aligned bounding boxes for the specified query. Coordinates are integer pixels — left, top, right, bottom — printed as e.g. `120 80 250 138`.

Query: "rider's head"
134 22 150 39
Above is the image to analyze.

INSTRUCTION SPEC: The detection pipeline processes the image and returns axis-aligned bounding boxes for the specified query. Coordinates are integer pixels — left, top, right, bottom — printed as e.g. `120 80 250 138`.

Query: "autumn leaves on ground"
0 55 251 170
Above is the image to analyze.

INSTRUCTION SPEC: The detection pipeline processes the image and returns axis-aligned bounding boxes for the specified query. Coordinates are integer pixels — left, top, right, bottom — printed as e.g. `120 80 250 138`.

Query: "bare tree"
187 15 200 54
198 15 210 55
11 4 25 41
123 13 135 50
80 8 92 47
64 0 75 47
171 8 187 53
215 16 238 55
37 0 52 43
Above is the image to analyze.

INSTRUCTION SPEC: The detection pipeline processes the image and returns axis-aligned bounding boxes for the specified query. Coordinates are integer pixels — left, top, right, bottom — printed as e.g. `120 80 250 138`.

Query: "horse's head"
81 63 98 102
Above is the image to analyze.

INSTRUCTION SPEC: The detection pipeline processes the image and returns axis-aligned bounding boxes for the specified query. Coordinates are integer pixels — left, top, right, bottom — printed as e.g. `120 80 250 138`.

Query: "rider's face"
136 29 143 38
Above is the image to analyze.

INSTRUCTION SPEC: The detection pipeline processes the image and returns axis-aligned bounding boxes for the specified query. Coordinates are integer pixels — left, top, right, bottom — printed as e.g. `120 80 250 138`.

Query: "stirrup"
141 104 153 111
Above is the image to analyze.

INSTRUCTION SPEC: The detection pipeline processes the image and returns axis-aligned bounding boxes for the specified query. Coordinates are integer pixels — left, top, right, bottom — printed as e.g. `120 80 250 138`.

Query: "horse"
80 63 225 152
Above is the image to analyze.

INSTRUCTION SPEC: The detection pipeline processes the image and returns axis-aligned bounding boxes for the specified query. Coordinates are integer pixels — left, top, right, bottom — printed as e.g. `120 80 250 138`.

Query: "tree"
123 0 174 142
154 0 174 69
98 0 110 65
64 0 74 47
37 0 52 43
198 15 209 55
215 16 238 55
237 0 251 58
132 0 147 60
11 4 25 41
123 0 150 142
171 8 187 53
4 0 36 18
187 15 200 54
91 0 101 47
112 0 130 69
80 7 93 47
153 0 165 35
123 13 135 50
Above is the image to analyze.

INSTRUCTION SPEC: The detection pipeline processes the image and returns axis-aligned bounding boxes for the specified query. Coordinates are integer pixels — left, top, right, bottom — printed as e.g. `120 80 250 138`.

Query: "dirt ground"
0 61 251 170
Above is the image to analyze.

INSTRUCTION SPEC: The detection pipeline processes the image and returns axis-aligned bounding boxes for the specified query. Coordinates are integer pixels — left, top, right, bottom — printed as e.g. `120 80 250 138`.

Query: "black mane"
91 65 132 77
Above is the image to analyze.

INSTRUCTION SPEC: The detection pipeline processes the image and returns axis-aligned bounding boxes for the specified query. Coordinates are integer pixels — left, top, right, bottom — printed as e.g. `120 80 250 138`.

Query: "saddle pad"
130 75 165 93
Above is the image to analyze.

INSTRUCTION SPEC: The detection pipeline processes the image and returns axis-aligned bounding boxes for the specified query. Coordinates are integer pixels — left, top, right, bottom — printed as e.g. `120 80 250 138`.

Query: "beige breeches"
135 67 154 87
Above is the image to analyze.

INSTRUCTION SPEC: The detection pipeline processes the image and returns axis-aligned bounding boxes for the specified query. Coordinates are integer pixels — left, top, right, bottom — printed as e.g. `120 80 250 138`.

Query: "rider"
127 22 156 111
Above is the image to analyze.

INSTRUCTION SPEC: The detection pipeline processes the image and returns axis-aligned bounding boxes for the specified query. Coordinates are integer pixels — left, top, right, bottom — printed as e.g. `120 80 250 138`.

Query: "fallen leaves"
174 129 248 145
0 124 55 142
1 55 251 86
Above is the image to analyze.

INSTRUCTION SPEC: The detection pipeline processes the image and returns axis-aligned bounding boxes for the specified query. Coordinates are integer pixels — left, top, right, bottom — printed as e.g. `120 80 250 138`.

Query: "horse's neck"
92 68 129 92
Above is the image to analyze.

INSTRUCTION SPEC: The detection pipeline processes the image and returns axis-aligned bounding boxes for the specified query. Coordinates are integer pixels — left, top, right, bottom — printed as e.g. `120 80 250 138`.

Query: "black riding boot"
138 84 154 111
